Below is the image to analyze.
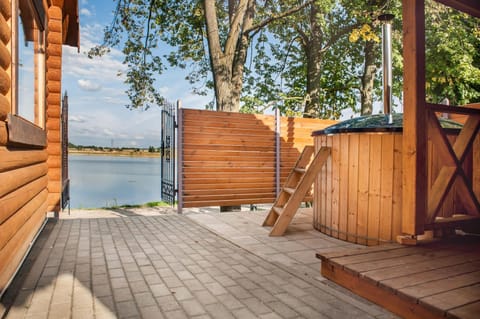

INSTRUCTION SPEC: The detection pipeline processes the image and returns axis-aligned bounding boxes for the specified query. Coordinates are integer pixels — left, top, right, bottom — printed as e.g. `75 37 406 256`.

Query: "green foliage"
88 0 210 109
242 0 377 119
89 0 480 117
102 200 170 209
425 0 480 105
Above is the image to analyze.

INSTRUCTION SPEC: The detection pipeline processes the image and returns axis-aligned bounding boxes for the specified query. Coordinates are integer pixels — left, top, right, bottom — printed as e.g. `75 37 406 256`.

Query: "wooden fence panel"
180 109 335 208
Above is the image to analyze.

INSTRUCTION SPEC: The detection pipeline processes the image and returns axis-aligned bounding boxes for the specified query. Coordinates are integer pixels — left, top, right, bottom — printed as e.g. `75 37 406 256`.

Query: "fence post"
275 107 281 197
176 100 183 214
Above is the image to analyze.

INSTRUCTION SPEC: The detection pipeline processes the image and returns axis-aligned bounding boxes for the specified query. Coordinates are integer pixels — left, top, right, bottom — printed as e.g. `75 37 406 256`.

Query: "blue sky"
63 1 212 148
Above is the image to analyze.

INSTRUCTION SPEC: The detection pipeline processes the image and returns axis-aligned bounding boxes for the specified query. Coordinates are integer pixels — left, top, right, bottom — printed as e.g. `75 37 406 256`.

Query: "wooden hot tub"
312 114 471 246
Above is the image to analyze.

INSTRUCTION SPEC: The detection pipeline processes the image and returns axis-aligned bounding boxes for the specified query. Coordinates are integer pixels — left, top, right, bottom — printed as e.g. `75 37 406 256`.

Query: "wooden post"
176 100 183 214
402 0 428 236
275 107 280 197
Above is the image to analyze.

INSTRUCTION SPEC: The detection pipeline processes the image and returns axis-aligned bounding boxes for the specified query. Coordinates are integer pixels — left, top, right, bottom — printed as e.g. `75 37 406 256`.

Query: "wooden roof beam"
435 0 480 18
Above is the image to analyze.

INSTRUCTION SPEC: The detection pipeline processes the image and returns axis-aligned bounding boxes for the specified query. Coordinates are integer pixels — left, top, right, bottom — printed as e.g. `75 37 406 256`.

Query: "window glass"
15 0 46 127
17 17 35 122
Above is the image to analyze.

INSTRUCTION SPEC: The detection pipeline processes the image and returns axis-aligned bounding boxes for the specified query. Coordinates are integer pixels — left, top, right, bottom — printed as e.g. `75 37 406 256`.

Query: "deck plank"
317 235 480 319
348 248 460 274
364 251 480 285
381 260 480 291
400 270 480 299
420 283 480 312
448 301 480 319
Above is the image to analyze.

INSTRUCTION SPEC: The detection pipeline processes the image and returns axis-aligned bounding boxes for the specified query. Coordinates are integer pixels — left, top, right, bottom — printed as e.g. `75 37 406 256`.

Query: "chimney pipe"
379 13 394 124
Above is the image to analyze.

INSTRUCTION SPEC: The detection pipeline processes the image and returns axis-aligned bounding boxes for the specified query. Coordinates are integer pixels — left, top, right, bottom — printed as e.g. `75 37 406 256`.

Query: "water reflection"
69 154 162 208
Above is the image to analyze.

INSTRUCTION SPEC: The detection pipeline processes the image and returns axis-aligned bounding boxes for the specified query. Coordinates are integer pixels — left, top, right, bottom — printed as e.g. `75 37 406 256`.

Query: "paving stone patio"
0 207 397 319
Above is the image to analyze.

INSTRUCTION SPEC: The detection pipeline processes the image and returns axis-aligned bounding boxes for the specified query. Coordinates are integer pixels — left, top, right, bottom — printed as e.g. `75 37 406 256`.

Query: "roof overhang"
61 0 79 49
435 0 480 18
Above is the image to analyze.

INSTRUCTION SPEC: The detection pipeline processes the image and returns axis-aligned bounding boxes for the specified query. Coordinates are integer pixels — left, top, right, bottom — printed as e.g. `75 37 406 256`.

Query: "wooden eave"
62 0 79 48
435 0 480 18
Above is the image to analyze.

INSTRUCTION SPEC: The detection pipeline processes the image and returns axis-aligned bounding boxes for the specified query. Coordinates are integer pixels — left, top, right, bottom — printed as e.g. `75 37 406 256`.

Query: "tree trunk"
360 39 378 115
204 0 253 113
303 4 324 118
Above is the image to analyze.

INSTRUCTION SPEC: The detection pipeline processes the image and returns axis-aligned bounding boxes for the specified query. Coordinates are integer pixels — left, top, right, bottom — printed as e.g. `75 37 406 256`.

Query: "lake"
69 154 163 209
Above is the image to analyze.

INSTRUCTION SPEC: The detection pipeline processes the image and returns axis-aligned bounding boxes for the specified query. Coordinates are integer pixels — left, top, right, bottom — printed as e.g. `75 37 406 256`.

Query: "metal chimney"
379 13 395 125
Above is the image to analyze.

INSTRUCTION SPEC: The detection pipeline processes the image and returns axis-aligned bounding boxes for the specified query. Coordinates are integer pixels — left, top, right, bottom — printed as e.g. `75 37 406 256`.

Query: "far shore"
69 149 161 158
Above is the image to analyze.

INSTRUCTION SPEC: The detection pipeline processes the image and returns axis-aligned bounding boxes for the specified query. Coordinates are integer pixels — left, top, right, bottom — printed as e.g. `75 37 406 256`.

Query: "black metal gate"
61 92 70 211
160 100 176 205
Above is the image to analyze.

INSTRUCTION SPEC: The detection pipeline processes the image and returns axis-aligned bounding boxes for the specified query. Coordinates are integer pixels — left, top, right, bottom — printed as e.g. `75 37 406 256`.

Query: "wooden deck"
316 234 480 319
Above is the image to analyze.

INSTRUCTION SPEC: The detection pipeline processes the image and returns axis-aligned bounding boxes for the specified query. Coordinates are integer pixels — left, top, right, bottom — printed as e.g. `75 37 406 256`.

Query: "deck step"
283 187 295 195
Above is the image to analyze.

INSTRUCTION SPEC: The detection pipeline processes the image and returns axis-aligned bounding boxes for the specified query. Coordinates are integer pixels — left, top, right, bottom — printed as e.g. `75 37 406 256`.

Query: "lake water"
69 154 162 209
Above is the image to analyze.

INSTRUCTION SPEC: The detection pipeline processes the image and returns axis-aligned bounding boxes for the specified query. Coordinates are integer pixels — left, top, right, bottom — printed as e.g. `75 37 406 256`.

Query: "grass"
101 201 171 210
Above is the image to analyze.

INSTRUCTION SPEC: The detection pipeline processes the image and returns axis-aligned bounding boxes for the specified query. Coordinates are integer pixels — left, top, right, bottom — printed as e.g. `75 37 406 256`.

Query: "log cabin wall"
0 0 47 296
0 0 78 296
46 5 63 212
279 116 337 185
180 109 336 208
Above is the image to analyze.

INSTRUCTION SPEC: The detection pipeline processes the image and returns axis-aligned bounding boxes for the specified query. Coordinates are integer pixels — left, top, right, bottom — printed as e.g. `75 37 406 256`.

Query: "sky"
63 1 212 148
63 1 401 148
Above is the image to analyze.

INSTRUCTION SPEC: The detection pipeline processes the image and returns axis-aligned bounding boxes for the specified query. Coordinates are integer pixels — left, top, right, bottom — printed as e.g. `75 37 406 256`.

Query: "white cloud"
103 128 115 136
78 79 102 91
63 2 212 148
80 8 92 16
69 115 88 123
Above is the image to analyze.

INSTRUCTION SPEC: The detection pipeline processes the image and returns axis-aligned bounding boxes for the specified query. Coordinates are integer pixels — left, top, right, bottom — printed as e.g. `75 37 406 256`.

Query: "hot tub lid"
312 113 463 135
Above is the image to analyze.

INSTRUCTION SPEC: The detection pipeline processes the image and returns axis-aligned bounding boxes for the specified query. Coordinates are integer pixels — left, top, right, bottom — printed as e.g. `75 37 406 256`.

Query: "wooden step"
262 145 317 228
269 147 331 236
272 206 283 215
294 167 306 174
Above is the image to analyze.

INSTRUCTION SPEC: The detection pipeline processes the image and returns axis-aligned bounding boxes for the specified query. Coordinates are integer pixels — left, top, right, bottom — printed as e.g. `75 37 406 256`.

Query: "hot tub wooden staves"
313 128 476 246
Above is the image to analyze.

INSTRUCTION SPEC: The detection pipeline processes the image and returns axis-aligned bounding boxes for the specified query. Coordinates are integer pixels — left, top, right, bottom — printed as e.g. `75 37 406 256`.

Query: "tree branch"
246 0 315 37
323 22 363 52
204 0 223 63
224 0 249 60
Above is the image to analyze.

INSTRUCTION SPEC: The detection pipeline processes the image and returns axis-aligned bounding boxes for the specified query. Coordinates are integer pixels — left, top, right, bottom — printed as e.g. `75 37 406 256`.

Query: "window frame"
8 0 47 148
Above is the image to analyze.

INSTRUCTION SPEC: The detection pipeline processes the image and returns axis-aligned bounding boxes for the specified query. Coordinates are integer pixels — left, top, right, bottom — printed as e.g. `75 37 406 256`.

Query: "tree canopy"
89 0 480 117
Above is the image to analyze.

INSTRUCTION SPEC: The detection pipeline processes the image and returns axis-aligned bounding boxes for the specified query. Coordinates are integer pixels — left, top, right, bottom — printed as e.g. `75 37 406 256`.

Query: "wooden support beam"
426 111 480 222
402 0 428 236
435 0 480 18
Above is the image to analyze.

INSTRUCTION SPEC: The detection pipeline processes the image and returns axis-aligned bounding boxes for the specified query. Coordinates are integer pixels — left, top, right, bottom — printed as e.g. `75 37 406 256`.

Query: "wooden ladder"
263 146 331 236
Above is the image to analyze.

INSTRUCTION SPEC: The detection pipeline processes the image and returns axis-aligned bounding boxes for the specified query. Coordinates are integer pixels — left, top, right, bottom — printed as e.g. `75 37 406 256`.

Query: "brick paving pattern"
1 211 396 318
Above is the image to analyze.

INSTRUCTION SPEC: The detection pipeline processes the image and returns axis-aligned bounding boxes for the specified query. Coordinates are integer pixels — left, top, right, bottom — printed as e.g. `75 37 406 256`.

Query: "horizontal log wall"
180 109 335 208
46 6 63 212
0 1 59 296
279 117 337 185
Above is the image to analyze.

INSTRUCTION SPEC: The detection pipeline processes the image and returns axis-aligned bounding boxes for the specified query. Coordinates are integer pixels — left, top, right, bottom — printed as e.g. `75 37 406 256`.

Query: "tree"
242 1 397 119
425 0 480 105
89 0 313 112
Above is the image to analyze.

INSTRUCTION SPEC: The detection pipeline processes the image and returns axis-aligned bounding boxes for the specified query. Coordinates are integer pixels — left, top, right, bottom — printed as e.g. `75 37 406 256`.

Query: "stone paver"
0 207 397 318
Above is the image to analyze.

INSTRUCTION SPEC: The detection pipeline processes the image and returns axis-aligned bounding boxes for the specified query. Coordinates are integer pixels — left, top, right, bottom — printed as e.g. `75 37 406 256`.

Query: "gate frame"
177 100 183 214
160 99 177 206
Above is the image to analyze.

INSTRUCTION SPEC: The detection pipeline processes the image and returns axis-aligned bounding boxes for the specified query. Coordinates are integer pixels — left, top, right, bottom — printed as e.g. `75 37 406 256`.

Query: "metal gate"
160 100 177 205
61 92 70 212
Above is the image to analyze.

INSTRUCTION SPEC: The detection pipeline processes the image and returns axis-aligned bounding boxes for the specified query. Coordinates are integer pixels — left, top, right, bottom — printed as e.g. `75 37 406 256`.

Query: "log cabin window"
7 0 47 147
